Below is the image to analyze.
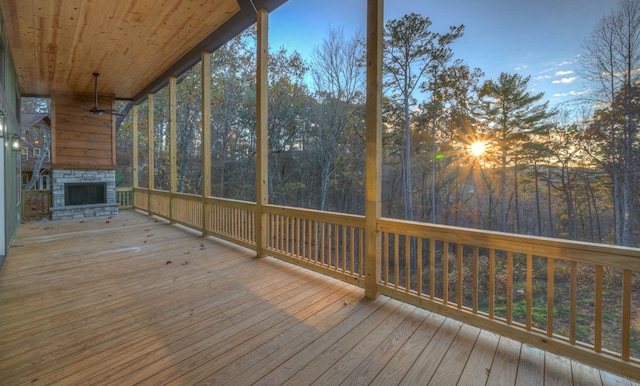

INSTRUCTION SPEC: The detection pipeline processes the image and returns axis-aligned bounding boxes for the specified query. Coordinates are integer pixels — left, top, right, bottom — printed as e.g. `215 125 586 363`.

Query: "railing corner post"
255 8 269 258
364 0 383 299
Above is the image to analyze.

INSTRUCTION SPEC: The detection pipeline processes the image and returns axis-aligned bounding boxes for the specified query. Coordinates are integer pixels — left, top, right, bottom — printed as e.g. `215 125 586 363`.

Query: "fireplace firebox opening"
64 182 107 206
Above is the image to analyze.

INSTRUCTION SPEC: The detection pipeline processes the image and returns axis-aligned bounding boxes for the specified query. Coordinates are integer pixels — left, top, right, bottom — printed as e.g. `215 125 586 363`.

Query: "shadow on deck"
0 211 637 385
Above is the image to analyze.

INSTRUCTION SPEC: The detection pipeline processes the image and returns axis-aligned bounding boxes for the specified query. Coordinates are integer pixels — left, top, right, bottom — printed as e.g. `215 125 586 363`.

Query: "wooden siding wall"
51 93 115 170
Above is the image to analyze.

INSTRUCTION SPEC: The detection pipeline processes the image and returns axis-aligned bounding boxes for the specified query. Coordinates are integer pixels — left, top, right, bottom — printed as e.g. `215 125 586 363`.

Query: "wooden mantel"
51 93 116 170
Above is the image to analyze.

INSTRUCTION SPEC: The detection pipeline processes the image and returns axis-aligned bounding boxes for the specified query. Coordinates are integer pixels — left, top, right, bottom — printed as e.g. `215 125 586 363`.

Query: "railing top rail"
206 196 257 208
263 204 365 227
378 217 640 270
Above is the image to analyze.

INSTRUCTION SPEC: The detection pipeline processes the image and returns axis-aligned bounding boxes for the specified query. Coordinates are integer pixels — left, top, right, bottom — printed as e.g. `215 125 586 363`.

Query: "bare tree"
24 130 50 191
581 0 640 246
309 28 365 211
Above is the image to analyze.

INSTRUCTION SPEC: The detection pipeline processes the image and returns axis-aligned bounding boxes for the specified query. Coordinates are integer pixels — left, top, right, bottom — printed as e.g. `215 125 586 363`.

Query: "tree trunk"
547 165 554 236
534 162 542 236
499 147 507 232
514 158 520 234
25 132 51 191
561 168 577 240
403 94 414 221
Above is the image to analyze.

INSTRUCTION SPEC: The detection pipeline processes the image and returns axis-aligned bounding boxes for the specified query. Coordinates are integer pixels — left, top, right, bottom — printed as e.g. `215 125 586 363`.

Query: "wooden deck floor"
0 211 637 386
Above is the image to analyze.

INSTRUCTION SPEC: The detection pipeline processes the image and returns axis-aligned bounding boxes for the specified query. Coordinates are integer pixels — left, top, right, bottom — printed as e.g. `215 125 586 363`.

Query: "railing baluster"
570 261 577 345
302 217 305 258
322 222 333 267
359 228 364 278
507 251 513 324
297 217 301 258
394 233 399 289
245 208 250 242
342 225 347 273
473 246 478 313
526 254 532 330
290 216 294 256
270 213 275 249
321 222 326 266
489 248 495 319
443 241 449 305
622 269 632 361
350 227 355 275
430 239 435 301
383 232 389 286
405 235 410 292
417 237 423 297
457 244 463 309
237 208 241 238
312 220 318 263
278 215 283 252
239 208 243 240
285 215 290 255
334 223 339 269
594 264 603 352
327 223 332 268
547 257 555 338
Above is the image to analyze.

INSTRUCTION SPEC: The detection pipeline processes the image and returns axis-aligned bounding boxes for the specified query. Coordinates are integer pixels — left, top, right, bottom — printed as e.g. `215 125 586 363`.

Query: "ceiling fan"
87 72 123 116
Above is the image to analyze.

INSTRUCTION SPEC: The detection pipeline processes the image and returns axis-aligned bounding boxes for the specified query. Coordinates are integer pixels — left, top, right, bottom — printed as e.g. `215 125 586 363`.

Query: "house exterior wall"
21 119 51 173
0 10 23 267
20 116 52 191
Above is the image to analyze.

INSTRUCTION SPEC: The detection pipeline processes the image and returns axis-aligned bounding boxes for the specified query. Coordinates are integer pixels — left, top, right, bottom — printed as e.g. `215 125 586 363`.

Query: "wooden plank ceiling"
0 0 286 102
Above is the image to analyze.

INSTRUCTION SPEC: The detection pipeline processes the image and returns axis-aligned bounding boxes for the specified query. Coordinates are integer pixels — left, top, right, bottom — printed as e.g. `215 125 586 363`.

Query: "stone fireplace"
49 93 119 220
51 169 118 220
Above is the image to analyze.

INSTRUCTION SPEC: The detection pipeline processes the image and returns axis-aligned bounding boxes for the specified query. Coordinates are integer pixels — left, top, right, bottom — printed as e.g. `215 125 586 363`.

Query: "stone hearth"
51 169 118 220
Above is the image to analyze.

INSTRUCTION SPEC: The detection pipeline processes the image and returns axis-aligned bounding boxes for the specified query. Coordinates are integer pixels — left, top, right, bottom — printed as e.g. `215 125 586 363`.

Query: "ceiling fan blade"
103 109 124 116
93 72 100 110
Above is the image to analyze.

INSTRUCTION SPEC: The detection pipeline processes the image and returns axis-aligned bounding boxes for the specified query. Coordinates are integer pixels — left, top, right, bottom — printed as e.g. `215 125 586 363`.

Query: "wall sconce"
0 111 5 137
11 133 20 151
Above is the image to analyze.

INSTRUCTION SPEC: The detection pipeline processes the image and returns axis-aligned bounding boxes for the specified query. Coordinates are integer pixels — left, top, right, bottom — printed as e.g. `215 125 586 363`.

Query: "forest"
112 0 640 247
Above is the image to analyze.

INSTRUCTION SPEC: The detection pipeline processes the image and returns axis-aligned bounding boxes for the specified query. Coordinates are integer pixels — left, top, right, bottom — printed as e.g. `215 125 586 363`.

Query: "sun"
470 141 486 157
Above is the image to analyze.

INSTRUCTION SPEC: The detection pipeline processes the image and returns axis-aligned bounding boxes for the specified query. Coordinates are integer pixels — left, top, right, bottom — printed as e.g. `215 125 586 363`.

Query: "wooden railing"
377 218 640 380
206 197 256 250
263 205 366 287
116 187 134 209
133 189 256 250
174 193 203 229
133 188 149 212
22 190 51 219
132 187 640 380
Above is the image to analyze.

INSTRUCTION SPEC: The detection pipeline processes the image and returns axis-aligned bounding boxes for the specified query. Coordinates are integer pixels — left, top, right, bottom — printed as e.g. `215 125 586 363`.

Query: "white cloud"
535 75 552 80
555 70 574 76
541 60 573 74
552 77 577 84
514 64 528 71
552 89 589 97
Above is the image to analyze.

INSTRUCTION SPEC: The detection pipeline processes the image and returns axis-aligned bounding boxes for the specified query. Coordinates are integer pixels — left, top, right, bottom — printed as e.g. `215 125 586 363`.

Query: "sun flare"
470 141 486 157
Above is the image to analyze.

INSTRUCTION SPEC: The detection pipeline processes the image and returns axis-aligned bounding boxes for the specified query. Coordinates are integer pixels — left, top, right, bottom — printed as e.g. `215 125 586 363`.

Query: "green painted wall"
1 8 22 265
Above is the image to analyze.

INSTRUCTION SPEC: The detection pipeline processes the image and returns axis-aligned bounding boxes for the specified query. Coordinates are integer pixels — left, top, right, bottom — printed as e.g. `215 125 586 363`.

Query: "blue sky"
270 0 620 108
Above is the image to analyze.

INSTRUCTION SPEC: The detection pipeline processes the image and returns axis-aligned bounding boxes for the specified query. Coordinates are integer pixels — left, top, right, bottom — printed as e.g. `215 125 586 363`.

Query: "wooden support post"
255 8 269 258
147 93 154 214
132 104 139 190
201 52 212 236
364 0 383 299
169 76 177 223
